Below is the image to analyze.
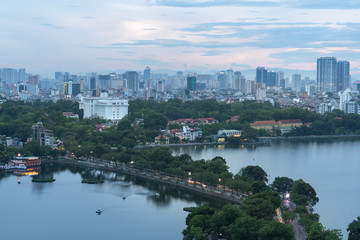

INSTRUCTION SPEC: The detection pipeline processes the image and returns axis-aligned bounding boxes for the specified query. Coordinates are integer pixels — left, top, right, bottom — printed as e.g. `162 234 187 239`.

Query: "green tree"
143 112 167 130
347 217 360 240
210 204 244 237
117 119 132 131
228 215 261 240
272 176 294 195
239 165 268 183
258 221 295 240
291 179 319 207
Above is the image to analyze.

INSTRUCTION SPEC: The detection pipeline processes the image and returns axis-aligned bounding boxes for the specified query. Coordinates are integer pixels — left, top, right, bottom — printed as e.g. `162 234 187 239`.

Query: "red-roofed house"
196 118 219 124
154 135 170 144
63 112 79 119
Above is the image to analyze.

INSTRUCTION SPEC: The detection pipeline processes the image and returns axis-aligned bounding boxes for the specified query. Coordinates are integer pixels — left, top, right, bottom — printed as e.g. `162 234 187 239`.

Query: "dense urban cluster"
0 57 358 117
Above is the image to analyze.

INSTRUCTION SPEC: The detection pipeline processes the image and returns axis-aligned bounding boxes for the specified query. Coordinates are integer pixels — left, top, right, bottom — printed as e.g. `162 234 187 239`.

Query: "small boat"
155 192 160 197
96 208 102 214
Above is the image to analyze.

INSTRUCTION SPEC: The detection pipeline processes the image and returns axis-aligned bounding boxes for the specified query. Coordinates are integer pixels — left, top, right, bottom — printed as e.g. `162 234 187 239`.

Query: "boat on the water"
96 208 102 214
0 164 27 171
8 156 41 168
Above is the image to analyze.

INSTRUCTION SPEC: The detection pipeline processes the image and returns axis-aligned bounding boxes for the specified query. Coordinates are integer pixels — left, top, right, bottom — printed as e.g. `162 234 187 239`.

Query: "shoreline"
136 134 360 149
43 158 246 205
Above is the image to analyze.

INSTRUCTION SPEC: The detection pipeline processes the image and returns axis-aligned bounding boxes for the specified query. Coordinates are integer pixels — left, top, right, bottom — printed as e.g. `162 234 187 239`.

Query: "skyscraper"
187 76 197 91
234 71 246 92
256 67 268 85
124 71 139 92
276 71 284 87
18 68 26 82
99 74 110 89
90 77 96 90
292 74 301 92
218 71 226 89
267 71 276 87
143 66 150 88
317 57 337 93
337 61 350 91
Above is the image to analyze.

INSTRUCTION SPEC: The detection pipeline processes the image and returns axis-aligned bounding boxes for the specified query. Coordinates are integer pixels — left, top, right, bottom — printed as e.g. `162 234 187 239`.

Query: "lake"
0 165 220 240
172 137 360 238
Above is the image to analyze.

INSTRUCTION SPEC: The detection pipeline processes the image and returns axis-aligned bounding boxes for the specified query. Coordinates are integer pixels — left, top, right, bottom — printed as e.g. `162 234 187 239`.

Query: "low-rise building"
250 120 277 130
32 122 55 147
217 130 242 137
63 112 79 119
154 135 170 144
250 119 304 134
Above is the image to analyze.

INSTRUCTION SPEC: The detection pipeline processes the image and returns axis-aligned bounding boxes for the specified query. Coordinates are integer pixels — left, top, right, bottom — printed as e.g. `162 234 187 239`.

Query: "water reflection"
38 164 224 209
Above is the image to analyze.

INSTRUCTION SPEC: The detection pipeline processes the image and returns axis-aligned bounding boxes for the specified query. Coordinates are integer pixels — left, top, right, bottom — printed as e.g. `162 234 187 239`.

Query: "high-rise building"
124 71 139 92
157 80 164 92
90 77 96 90
337 61 350 91
144 66 151 88
72 83 81 96
246 80 255 94
187 76 197 91
99 74 110 89
234 71 246 91
18 68 26 82
28 75 39 85
267 71 276 87
55 72 62 81
292 74 301 92
256 67 268 85
226 68 234 88
317 57 337 93
64 81 72 96
218 71 227 89
2 68 18 84
305 84 316 96
276 71 284 87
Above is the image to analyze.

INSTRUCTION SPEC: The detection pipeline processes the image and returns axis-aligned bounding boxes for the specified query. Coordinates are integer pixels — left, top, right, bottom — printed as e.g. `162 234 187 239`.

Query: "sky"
1 0 360 78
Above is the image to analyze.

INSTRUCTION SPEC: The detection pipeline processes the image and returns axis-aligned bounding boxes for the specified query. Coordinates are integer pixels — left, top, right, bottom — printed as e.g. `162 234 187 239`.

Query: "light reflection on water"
0 165 222 240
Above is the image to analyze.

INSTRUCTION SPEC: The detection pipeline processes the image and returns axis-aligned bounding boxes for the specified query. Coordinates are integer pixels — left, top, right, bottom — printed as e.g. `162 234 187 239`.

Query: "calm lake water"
0 165 220 240
172 138 360 238
1 138 358 239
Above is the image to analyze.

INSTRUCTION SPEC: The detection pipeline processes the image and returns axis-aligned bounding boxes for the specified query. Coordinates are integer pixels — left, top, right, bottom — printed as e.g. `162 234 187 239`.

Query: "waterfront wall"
43 158 246 204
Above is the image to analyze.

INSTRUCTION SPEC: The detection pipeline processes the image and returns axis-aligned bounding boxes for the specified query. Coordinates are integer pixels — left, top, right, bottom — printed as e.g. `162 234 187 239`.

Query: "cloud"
270 48 360 63
202 50 230 56
39 23 64 29
147 0 278 8
148 0 360 9
83 16 96 20
231 62 251 68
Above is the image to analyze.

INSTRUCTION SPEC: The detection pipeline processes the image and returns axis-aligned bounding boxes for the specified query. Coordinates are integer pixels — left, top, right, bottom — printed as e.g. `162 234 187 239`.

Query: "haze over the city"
2 0 360 78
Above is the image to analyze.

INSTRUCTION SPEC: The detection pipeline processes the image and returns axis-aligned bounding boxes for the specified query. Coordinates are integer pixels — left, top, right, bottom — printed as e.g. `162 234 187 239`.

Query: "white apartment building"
79 96 128 121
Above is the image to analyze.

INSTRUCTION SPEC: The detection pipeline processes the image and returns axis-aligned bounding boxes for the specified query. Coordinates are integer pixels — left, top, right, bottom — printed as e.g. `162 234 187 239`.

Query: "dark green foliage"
291 179 319 207
242 190 281 220
347 217 360 240
308 222 342 240
272 177 294 195
239 165 268 183
258 221 295 240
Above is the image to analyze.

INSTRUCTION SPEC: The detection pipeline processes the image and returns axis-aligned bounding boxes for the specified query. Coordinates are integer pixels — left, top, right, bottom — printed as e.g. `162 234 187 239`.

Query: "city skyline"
1 1 360 77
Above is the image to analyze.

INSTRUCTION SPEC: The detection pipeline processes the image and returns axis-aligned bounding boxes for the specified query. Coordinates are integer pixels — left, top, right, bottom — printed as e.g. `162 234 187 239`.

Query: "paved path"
42 157 247 204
